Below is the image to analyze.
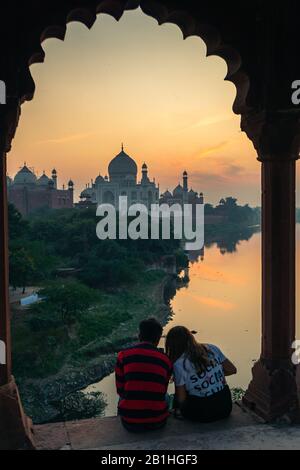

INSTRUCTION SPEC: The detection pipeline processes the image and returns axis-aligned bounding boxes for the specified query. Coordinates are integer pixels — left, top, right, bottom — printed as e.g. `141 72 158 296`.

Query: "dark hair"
165 326 213 372
139 317 163 344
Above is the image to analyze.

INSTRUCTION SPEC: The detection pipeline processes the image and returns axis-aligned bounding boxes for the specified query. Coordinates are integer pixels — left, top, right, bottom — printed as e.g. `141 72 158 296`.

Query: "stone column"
0 105 35 449
242 112 300 422
0 151 11 385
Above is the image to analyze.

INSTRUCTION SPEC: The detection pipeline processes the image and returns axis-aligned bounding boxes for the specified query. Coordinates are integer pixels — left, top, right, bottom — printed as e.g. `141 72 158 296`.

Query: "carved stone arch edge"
26 0 251 111
2 0 252 153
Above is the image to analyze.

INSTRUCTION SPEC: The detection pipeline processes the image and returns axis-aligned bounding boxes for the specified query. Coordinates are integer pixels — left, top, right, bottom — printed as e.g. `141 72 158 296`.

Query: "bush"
57 391 106 421
38 280 101 324
27 313 62 332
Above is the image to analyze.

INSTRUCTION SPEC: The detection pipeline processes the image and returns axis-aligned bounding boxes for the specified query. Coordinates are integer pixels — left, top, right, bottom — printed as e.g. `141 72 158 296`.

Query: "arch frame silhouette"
1 1 300 448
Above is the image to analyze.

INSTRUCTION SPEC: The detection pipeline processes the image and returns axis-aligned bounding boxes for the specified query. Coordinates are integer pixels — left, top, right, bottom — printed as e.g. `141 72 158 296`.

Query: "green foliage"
27 314 62 332
9 247 37 292
12 318 71 378
231 387 245 402
57 391 106 422
8 205 183 291
174 249 189 269
8 203 28 239
11 276 158 379
212 198 261 225
79 255 144 288
77 305 132 345
38 280 101 324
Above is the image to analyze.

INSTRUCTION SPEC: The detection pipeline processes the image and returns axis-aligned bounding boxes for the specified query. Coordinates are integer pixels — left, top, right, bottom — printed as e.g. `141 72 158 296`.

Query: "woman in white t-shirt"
166 326 237 422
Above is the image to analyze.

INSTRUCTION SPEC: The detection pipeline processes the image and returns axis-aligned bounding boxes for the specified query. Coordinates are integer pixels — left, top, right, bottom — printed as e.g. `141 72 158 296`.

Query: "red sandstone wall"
50 190 73 209
8 188 74 216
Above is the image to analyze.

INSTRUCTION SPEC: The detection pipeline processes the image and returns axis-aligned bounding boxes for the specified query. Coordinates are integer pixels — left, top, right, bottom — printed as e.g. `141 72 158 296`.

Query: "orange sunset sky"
8 7 298 206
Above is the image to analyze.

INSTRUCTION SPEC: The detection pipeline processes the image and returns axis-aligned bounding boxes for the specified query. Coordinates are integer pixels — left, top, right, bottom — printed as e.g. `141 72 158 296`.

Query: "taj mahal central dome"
108 145 138 182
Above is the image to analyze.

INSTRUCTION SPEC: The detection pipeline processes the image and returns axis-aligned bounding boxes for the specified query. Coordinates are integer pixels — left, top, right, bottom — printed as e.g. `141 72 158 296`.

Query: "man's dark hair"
139 317 163 344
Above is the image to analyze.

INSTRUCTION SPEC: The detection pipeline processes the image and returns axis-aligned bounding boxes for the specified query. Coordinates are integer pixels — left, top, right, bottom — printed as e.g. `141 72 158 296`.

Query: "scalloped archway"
1 0 300 449
25 1 250 115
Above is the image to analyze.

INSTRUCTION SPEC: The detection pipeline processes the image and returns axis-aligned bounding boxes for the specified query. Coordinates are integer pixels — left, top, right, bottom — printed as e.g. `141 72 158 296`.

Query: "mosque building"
159 170 204 206
7 164 74 216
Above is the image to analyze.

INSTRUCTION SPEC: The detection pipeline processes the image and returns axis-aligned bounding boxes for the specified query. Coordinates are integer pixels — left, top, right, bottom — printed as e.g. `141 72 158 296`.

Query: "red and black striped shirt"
115 342 172 427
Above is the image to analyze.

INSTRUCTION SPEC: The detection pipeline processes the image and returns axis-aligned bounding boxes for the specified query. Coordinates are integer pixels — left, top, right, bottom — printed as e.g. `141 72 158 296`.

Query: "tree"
224 197 238 208
204 203 214 215
8 203 28 240
38 280 100 324
9 247 36 293
80 256 143 288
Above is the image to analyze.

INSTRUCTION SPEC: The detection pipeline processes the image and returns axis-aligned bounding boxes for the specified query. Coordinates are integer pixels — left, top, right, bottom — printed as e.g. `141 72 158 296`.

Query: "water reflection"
87 226 300 416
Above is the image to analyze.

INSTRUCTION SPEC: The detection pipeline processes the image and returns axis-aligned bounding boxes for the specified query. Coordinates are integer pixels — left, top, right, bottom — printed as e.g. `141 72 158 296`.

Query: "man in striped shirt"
115 317 172 432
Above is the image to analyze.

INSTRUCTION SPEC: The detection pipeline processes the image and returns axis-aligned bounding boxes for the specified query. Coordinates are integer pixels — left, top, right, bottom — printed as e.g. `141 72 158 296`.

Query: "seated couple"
115 317 237 432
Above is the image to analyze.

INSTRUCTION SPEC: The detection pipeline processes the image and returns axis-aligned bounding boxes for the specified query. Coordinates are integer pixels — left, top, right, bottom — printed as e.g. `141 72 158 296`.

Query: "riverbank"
12 270 176 424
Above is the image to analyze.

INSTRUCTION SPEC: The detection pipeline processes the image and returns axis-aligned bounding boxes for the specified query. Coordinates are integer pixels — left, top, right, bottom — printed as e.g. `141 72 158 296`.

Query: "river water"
86 227 300 417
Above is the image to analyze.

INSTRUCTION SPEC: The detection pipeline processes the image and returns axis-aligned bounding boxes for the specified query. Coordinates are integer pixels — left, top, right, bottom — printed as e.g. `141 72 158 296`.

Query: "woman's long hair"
166 326 214 372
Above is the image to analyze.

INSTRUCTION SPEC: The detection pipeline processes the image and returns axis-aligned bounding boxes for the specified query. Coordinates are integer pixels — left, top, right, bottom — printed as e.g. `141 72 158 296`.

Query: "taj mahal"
79 146 204 209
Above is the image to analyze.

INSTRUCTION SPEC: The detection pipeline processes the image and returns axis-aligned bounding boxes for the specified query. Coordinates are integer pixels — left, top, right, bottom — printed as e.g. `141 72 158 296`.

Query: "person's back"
115 318 172 432
166 326 237 423
174 344 227 398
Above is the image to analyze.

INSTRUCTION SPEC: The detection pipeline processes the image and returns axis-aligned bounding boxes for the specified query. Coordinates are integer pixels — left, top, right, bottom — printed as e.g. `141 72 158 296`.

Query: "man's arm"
115 352 125 397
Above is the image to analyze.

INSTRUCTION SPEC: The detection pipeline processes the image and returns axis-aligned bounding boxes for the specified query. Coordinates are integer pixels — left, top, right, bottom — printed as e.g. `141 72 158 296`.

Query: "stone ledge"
33 403 264 450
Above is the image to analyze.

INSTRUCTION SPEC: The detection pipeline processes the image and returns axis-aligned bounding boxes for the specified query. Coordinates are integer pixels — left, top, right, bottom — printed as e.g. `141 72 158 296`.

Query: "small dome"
183 170 188 176
189 188 197 195
68 180 74 187
52 168 57 175
108 148 137 180
80 188 92 199
14 165 37 185
142 162 147 170
37 172 50 186
173 184 183 197
163 190 172 198
95 174 104 185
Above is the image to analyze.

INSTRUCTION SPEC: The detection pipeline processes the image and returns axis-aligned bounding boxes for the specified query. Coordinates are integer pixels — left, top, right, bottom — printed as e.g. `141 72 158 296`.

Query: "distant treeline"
205 197 261 226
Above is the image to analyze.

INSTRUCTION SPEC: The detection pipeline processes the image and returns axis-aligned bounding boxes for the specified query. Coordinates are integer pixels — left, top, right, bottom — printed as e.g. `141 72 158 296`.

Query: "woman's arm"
222 358 237 376
175 385 188 405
